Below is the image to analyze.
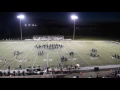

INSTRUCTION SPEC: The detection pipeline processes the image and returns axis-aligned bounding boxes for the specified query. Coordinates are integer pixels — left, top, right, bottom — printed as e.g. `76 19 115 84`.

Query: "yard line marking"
0 43 10 50
75 42 104 66
46 40 49 67
31 39 40 67
1 56 16 69
60 42 77 65
57 50 62 64
18 43 35 66
103 42 120 53
32 55 38 67
86 42 110 65
56 42 65 66
0 42 27 69
62 43 76 65
70 58 76 65
0 43 14 54
47 51 49 67
0 42 24 69
85 42 114 65
89 41 115 64
1 42 24 59
35 40 48 67
41 41 46 64
66 42 91 66
92 42 115 64
23 45 34 58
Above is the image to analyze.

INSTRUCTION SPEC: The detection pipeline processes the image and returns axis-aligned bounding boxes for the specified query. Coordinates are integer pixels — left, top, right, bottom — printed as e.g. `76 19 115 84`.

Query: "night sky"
0 12 120 39
1 12 120 22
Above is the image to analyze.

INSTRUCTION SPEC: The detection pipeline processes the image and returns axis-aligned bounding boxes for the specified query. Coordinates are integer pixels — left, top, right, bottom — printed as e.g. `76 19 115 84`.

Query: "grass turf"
0 40 120 70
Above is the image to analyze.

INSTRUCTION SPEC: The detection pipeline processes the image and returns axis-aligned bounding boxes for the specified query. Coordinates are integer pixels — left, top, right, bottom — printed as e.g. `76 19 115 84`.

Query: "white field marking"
5 41 27 68
99 45 116 56
0 43 10 50
105 43 120 53
17 59 28 62
18 43 35 65
49 59 52 61
43 53 59 55
68 58 77 61
56 42 64 65
0 42 23 43
56 50 62 64
36 40 47 66
47 50 49 67
32 39 39 67
76 42 104 65
1 44 16 52
90 42 115 64
46 41 49 67
0 42 24 69
2 43 15 49
36 41 48 64
91 42 115 64
71 58 76 65
100 42 118 52
63 45 76 65
43 59 47 61
43 59 52 61
68 58 72 60
1 56 16 69
1 42 24 59
60 43 75 64
75 42 105 66
66 43 91 66
0 43 13 52
32 55 38 67
73 58 77 60
0 42 27 69
90 57 99 60
68 58 76 65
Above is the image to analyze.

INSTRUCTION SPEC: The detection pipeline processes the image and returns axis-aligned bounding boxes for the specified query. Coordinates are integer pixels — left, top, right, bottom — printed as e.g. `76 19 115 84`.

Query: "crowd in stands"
33 35 64 41
108 69 120 78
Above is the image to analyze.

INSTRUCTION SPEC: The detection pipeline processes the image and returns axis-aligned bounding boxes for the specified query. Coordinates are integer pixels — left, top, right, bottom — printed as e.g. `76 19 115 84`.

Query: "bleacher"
33 35 64 41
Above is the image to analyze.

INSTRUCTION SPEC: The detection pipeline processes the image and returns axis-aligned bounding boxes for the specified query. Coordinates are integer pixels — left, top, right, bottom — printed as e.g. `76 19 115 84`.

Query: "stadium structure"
0 18 120 78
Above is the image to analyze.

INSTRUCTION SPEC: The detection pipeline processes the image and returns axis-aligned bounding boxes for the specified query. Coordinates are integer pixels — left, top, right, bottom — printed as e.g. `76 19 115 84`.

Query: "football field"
0 40 120 70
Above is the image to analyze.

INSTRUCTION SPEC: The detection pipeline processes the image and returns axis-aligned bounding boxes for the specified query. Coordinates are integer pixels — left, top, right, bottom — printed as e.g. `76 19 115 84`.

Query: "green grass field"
0 40 120 70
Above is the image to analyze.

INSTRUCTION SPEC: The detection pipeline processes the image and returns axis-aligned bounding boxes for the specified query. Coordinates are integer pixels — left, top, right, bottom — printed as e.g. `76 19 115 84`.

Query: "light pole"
71 15 78 40
17 15 25 40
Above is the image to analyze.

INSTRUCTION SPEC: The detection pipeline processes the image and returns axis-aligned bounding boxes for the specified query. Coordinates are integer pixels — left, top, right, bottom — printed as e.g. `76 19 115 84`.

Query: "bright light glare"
17 15 25 19
28 24 31 26
71 15 78 20
25 24 27 26
32 24 34 26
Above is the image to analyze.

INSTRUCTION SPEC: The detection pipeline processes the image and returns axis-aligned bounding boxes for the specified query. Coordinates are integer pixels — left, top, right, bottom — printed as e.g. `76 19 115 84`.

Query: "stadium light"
17 15 25 19
71 15 78 40
17 15 25 40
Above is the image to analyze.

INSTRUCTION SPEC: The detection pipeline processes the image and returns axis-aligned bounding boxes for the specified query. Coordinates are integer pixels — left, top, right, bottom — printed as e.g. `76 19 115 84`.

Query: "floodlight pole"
73 19 75 40
20 19 22 41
